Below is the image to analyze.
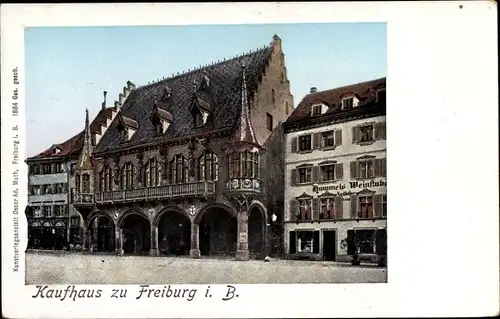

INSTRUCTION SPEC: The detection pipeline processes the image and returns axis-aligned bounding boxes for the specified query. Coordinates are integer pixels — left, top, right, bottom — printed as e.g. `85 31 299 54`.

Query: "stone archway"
119 211 151 255
88 214 115 253
155 207 192 256
248 202 267 259
196 204 237 257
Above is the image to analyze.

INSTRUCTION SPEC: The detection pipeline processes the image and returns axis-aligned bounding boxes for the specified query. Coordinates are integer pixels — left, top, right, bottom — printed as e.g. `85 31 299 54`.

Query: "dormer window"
52 146 61 154
151 105 173 135
311 105 322 116
342 97 354 109
117 115 138 141
200 74 210 90
194 111 204 127
191 96 211 128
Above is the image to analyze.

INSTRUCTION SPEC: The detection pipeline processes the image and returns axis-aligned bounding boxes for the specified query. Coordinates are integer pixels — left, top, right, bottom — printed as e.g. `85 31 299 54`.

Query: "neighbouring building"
283 77 387 262
71 35 294 260
25 90 124 250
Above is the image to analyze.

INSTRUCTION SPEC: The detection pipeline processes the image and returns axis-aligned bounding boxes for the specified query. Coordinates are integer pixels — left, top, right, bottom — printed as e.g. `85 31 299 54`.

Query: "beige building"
283 77 387 263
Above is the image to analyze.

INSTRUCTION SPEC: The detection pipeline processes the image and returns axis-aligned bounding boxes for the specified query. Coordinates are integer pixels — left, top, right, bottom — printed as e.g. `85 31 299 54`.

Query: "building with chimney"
25 88 127 250
70 35 293 260
283 77 387 263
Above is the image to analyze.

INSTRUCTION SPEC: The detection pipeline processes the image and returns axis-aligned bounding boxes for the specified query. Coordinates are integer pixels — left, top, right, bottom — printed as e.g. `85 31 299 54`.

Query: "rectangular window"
359 124 374 142
266 113 273 131
342 97 354 109
70 216 80 226
296 230 314 253
298 135 312 151
34 206 43 218
298 167 312 184
320 198 335 219
311 105 321 116
359 196 373 219
54 205 65 217
45 206 53 218
70 163 76 176
82 174 91 193
322 131 335 147
320 164 335 181
271 88 276 103
358 160 374 179
355 229 376 254
297 199 312 221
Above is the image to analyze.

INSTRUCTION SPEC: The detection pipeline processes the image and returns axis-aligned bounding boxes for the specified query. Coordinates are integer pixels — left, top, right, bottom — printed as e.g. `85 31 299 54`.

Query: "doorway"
322 230 337 261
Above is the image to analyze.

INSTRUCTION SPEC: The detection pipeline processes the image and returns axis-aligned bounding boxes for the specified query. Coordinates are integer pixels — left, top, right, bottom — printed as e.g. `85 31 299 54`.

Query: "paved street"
25 252 387 284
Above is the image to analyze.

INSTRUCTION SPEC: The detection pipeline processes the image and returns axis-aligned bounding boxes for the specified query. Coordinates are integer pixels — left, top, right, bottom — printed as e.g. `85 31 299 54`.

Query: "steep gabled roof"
27 107 116 161
94 41 275 153
285 77 386 124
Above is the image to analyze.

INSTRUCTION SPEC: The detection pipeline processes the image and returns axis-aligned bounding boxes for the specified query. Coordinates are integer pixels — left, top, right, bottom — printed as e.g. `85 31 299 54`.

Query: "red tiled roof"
27 107 116 161
285 77 386 123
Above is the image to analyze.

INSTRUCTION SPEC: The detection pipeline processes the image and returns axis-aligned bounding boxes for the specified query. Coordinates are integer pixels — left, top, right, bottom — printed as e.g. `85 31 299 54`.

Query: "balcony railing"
95 181 215 204
73 193 95 206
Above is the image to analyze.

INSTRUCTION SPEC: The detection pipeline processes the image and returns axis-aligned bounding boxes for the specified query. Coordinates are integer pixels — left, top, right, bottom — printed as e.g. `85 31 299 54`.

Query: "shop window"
295 230 320 253
356 229 376 254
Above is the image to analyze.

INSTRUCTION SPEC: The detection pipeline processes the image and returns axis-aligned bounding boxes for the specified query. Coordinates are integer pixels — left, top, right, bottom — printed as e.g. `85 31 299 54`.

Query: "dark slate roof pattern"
285 77 386 124
95 45 274 153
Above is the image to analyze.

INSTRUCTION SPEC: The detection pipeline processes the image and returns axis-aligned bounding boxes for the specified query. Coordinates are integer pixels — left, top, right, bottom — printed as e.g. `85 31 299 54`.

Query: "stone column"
84 227 91 252
235 209 249 261
189 222 201 258
92 217 99 252
115 226 124 255
150 224 159 256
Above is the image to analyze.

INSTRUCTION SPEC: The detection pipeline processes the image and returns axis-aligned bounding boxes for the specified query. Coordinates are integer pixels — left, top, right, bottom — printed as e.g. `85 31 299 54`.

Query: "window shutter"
373 194 382 218
312 166 319 183
312 198 320 220
381 158 387 177
350 195 358 218
347 229 355 255
318 166 324 182
289 199 298 221
291 137 298 153
64 184 69 193
376 229 387 255
313 231 320 254
350 161 358 179
374 158 382 177
374 122 386 140
335 129 342 146
334 196 343 219
352 126 360 144
291 169 297 186
289 231 297 254
335 163 344 180
313 133 322 149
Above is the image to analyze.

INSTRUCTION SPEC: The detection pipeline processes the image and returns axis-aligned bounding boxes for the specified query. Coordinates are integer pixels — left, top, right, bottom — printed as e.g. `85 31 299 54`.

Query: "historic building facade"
283 78 387 262
26 89 124 250
71 35 293 260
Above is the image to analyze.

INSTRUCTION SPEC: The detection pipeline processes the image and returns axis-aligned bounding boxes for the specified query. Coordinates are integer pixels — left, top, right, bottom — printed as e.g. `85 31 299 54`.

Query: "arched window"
199 151 219 181
82 174 90 193
75 174 81 193
144 158 159 187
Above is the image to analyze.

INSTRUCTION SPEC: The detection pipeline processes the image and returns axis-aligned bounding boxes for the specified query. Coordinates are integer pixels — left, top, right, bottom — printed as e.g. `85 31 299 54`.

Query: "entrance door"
322 230 336 261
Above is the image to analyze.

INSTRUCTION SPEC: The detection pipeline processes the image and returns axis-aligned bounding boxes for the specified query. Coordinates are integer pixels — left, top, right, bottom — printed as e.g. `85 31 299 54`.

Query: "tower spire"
227 64 261 150
77 108 93 170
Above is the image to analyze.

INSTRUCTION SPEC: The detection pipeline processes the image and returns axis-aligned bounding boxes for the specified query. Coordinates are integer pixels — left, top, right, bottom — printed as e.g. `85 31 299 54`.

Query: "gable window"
311 105 322 116
359 124 374 142
358 196 373 219
271 89 276 103
342 97 354 109
297 198 312 221
144 158 159 187
266 113 273 131
298 166 312 184
199 151 219 181
320 198 336 219
298 135 312 151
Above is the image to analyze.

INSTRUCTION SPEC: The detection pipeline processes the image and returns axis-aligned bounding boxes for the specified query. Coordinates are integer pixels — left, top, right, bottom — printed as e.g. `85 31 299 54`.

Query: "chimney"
310 87 317 94
102 91 107 110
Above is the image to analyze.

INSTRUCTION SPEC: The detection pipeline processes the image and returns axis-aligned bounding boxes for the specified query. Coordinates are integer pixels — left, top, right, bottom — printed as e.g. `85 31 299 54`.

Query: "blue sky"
25 23 386 157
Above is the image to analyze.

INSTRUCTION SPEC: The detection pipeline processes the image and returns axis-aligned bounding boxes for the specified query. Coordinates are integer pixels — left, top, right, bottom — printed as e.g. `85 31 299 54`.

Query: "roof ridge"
136 44 273 90
309 77 386 96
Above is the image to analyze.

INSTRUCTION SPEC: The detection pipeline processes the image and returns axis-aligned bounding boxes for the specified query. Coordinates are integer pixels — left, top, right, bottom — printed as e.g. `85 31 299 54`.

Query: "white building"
282 77 387 263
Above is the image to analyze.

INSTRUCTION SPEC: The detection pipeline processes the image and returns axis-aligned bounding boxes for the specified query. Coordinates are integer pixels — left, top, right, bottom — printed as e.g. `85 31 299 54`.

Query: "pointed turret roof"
76 108 93 170
227 64 262 151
